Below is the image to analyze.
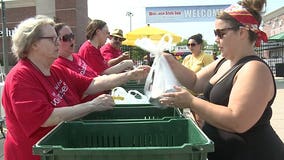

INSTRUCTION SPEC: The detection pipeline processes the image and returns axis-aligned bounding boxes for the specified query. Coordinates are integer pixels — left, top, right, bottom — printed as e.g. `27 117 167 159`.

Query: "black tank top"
202 55 284 160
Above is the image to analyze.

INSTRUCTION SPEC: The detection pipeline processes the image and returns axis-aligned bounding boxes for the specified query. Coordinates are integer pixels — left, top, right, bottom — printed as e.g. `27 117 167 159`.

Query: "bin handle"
175 108 183 117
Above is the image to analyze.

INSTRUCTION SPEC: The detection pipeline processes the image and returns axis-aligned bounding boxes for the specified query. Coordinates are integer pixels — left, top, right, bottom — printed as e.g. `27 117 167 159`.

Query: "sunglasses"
187 43 197 47
113 37 124 42
59 33 74 42
214 27 237 39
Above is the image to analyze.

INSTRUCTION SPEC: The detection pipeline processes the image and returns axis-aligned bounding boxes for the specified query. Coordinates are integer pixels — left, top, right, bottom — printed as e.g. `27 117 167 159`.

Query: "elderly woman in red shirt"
2 15 149 160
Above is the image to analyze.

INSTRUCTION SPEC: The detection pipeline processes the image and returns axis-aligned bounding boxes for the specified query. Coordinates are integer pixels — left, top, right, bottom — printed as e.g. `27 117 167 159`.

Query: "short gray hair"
11 15 55 60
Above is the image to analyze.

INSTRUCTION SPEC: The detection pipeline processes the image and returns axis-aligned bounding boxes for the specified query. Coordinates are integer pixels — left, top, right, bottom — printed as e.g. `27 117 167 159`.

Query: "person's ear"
31 41 40 50
239 27 249 40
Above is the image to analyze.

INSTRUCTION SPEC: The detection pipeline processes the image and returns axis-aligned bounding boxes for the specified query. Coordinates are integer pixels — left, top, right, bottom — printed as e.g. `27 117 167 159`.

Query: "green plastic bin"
33 119 214 160
77 104 183 121
122 80 145 87
120 80 145 94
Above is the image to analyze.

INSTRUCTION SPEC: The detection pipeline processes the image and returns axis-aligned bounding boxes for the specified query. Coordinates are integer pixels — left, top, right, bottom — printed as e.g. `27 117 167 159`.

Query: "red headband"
224 4 268 46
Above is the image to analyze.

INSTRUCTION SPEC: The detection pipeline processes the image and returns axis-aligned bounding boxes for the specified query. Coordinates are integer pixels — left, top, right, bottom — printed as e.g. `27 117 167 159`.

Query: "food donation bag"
111 87 149 104
135 34 181 108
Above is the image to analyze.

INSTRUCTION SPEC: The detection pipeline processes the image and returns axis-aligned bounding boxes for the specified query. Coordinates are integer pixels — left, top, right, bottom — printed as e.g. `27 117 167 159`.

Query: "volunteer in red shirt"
53 23 98 78
53 23 103 102
2 15 150 160
78 19 133 75
100 29 131 67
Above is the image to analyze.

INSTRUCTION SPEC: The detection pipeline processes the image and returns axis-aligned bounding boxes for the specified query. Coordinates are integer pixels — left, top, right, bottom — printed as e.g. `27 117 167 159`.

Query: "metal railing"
256 40 284 75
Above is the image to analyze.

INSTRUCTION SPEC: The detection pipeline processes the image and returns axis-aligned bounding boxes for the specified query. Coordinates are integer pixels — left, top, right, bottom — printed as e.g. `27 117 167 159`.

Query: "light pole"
1 0 10 75
126 11 133 32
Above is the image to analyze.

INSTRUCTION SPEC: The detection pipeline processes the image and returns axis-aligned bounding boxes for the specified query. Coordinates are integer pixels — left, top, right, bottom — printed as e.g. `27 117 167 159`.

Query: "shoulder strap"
214 55 261 85
213 57 226 74
235 55 261 65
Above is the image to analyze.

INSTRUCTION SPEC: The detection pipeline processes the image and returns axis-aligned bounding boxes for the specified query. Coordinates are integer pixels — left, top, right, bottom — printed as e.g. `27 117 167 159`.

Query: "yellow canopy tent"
122 24 182 46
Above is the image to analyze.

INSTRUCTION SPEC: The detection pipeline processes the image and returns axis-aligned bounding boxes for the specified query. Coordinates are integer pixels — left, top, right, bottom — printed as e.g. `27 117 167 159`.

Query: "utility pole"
1 0 8 75
126 11 134 32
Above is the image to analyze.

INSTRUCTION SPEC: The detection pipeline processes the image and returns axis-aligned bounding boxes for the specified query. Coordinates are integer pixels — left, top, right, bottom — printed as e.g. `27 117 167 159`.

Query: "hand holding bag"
135 34 181 108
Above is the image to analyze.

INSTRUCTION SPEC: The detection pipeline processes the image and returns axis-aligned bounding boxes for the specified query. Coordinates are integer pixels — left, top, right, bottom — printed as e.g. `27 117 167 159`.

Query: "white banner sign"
146 5 229 23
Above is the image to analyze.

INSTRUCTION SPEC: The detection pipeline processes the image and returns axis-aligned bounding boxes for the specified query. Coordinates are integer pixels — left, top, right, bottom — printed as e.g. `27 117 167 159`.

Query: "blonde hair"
11 15 55 60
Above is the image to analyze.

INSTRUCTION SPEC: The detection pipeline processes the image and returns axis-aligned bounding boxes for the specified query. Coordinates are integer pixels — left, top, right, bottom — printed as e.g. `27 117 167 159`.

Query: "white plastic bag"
135 33 173 58
135 34 181 108
111 87 149 104
144 55 181 108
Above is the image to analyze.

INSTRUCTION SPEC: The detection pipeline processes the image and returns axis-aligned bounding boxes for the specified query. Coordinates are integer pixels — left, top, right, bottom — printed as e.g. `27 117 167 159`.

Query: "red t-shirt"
78 41 109 75
53 54 105 102
100 43 122 62
2 59 93 160
53 53 98 78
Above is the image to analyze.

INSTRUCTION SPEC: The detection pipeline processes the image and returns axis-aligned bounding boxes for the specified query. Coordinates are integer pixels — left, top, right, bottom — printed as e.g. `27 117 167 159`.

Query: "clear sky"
88 0 284 45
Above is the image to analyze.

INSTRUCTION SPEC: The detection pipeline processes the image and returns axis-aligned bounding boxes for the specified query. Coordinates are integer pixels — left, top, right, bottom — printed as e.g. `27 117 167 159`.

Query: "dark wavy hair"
188 33 203 45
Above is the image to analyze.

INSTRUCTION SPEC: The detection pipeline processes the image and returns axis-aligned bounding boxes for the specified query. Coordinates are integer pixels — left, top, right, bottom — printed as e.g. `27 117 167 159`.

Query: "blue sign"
146 5 230 23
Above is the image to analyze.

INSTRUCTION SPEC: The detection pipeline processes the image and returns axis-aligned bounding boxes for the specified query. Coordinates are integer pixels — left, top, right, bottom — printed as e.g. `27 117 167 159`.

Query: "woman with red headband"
160 0 284 159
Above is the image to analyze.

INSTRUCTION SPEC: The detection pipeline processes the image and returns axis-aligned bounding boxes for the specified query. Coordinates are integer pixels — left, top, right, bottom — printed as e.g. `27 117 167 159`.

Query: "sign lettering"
146 5 229 23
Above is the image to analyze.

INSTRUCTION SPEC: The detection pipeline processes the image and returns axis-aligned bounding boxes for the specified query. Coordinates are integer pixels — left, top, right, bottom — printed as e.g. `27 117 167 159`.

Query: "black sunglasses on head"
59 33 75 42
214 27 237 39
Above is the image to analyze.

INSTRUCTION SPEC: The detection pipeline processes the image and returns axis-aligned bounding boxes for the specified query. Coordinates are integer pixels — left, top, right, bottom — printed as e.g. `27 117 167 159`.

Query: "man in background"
100 29 131 67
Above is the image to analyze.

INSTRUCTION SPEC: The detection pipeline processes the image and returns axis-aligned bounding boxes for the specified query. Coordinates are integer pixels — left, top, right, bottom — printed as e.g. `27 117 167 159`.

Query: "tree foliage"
121 45 149 63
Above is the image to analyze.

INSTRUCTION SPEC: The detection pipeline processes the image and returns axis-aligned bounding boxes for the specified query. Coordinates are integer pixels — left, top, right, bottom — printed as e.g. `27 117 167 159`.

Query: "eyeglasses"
214 27 237 39
187 43 197 47
59 33 74 42
113 37 124 42
39 36 59 44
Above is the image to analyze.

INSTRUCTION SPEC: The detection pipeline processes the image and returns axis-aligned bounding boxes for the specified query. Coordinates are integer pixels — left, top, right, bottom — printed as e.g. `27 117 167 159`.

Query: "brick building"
258 6 284 76
0 0 89 68
263 6 284 38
